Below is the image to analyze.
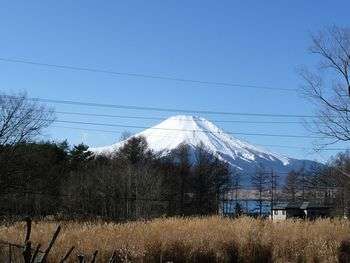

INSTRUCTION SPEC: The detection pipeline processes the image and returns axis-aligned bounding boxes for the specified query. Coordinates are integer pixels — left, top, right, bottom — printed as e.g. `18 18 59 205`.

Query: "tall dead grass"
0 216 349 262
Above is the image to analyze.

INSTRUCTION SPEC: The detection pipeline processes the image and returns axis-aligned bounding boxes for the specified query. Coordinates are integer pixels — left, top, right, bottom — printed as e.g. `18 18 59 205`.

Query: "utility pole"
301 170 306 202
270 169 278 220
271 170 274 220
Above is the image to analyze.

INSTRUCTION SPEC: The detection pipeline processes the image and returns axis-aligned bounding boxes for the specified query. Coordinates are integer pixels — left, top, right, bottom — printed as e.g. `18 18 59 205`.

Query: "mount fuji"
92 115 320 179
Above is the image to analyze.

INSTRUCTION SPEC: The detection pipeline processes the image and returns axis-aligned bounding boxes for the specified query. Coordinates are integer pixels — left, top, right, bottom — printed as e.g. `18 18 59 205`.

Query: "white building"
271 202 331 220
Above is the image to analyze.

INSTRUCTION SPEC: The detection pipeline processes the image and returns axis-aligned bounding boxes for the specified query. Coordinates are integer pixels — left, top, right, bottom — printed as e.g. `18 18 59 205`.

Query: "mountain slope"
92 115 320 176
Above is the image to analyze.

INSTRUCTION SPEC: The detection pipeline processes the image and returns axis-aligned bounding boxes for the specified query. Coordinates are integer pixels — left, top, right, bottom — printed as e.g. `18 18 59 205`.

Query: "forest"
0 135 234 219
1 132 350 220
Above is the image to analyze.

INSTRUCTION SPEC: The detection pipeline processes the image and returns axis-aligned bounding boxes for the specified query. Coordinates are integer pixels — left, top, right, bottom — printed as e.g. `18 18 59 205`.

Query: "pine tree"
69 143 93 170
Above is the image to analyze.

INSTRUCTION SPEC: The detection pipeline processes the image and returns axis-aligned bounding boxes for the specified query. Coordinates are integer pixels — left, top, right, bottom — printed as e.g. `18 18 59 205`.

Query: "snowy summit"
92 115 319 178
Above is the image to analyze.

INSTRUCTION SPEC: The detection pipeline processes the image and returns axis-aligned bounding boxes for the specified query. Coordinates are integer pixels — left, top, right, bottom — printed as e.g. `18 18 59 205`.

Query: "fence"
0 217 120 263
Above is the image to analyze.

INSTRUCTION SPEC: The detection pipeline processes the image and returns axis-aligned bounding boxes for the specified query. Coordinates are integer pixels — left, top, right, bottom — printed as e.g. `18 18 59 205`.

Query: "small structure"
272 201 331 220
300 202 332 219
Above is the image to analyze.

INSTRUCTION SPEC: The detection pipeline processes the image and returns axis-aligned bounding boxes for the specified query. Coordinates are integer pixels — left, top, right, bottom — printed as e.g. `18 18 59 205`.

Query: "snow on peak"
91 115 317 174
92 115 290 165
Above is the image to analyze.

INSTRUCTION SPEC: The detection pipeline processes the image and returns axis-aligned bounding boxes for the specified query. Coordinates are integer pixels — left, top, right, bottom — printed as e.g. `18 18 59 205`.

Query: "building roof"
300 202 330 209
273 202 288 210
273 201 331 210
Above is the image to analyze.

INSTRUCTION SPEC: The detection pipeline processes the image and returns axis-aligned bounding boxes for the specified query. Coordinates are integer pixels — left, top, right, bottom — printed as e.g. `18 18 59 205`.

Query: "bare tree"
283 170 300 202
299 25 350 145
231 169 241 201
0 92 54 149
0 92 54 206
250 164 269 216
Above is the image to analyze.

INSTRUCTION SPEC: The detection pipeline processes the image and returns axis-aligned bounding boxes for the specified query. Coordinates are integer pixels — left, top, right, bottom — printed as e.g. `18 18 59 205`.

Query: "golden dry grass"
0 216 349 262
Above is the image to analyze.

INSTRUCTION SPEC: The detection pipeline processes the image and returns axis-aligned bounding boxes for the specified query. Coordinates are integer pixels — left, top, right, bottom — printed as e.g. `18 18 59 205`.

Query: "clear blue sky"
1 1 349 162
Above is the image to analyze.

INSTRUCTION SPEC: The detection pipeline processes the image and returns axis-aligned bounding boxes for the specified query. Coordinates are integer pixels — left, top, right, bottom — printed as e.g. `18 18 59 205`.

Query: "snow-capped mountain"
92 115 320 179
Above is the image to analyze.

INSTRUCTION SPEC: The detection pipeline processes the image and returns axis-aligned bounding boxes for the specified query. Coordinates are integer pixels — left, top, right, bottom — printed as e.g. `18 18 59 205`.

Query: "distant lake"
221 200 271 215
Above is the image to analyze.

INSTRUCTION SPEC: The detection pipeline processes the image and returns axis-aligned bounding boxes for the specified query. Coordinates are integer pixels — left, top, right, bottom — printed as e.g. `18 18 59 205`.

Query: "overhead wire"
12 96 319 118
52 125 348 151
0 57 296 91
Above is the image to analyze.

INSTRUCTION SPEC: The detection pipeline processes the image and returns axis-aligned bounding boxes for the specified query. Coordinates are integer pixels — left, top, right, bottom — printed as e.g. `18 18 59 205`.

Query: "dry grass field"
1 216 350 262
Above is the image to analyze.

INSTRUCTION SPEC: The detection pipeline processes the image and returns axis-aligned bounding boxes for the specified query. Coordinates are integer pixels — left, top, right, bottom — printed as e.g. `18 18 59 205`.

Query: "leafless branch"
0 92 55 149
299 26 350 146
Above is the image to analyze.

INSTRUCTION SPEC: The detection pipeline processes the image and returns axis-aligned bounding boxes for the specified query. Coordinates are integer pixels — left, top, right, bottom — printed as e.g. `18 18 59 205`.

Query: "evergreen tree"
69 143 93 170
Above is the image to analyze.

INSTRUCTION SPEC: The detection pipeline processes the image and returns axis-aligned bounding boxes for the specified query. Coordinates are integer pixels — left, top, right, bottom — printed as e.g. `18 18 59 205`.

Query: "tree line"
0 136 232 220
5 134 348 220
237 153 350 217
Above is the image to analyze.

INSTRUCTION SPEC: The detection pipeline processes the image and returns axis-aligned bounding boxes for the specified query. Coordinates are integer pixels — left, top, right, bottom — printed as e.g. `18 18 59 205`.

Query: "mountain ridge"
91 115 320 178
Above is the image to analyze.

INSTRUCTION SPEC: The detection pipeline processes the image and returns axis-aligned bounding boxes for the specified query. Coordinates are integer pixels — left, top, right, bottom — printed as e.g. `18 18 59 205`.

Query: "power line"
55 111 309 124
52 125 347 151
51 118 325 142
1 103 313 123
6 95 346 148
2 96 333 124
0 57 296 92
23 96 317 118
55 110 346 125
53 119 322 139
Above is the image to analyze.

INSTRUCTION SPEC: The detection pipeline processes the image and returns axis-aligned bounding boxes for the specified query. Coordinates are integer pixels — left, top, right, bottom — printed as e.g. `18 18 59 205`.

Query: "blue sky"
1 1 349 162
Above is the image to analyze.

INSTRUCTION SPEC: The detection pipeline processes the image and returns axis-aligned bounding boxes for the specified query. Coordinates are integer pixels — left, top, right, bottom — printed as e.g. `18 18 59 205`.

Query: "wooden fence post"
30 244 41 263
8 244 12 263
109 251 116 263
39 226 61 263
91 250 98 263
23 241 32 263
77 254 85 263
22 217 33 263
58 246 75 263
25 217 32 243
